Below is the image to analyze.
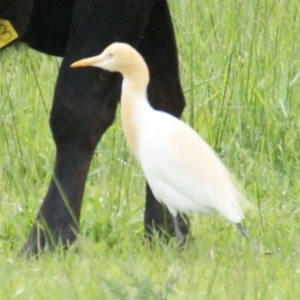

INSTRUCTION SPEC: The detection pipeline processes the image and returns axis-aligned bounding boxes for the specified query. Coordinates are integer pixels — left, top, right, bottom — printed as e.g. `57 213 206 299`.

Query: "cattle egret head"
71 43 259 251
71 43 147 78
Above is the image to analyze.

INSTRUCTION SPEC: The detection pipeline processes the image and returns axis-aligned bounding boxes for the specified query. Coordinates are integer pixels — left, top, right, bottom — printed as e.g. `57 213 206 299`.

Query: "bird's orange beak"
70 55 101 68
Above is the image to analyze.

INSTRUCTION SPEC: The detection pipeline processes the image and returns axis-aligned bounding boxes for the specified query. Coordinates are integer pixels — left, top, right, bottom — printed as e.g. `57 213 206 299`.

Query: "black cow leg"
21 62 121 256
21 144 95 254
139 0 190 242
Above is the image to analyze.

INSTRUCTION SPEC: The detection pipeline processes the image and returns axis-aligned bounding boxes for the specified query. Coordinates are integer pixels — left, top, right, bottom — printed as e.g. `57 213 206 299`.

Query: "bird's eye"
107 53 114 58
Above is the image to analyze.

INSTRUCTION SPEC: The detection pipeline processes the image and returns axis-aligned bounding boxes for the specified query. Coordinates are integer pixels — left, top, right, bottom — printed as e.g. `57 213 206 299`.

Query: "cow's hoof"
145 212 190 246
20 222 77 258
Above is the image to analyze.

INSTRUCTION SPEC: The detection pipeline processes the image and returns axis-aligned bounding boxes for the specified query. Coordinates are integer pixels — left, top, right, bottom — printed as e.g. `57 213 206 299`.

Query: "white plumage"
137 108 245 222
71 42 250 243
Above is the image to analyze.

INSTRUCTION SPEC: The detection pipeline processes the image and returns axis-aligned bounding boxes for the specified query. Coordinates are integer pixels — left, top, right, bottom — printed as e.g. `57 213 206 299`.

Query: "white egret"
71 43 252 245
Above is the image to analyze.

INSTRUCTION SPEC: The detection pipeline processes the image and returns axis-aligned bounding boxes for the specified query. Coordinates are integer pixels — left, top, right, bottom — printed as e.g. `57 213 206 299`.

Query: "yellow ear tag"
0 19 18 49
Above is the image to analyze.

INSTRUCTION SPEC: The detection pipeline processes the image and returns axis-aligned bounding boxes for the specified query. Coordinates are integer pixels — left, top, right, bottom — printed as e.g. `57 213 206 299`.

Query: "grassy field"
1 0 300 298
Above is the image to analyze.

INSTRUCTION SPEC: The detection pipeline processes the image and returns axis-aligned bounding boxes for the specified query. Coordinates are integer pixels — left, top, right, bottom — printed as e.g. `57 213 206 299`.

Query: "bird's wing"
137 111 245 222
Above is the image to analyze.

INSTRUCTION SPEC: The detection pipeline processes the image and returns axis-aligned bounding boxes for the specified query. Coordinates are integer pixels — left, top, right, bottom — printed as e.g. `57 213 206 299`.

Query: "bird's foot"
236 223 281 255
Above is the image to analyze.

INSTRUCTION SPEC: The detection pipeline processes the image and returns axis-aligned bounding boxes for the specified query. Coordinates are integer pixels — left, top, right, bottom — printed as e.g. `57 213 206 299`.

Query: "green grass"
1 0 300 298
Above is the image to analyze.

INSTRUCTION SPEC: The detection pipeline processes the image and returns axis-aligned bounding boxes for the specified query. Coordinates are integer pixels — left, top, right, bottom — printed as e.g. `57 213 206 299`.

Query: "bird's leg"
237 223 260 253
144 185 190 242
236 223 249 239
173 215 185 247
236 223 261 253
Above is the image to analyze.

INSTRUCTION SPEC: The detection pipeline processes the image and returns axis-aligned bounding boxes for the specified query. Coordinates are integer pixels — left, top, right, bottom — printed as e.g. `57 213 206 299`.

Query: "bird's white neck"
121 56 150 93
120 65 152 159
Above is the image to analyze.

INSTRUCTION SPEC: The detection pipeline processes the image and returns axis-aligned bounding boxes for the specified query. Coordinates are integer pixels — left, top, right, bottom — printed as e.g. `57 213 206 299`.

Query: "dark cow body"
1 0 189 255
